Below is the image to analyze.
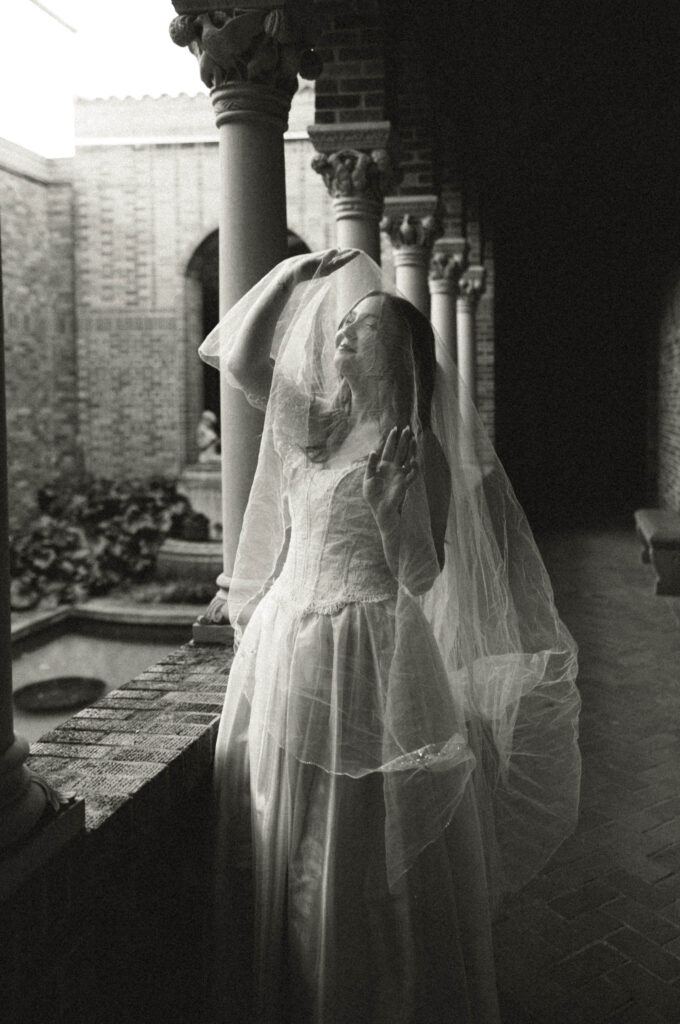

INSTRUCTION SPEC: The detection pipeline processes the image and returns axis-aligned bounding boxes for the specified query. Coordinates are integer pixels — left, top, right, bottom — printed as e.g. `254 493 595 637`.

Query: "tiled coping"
25 641 233 834
1 640 234 1023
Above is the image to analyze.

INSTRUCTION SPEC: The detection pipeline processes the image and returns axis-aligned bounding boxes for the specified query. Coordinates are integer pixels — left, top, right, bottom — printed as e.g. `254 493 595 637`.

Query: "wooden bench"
634 508 680 595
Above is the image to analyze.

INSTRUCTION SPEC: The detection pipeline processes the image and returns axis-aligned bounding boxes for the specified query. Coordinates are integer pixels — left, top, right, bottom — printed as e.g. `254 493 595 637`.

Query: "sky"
2 0 203 157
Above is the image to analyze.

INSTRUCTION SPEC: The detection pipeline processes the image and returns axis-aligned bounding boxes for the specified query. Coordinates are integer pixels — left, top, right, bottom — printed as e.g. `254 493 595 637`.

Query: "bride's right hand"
282 248 361 290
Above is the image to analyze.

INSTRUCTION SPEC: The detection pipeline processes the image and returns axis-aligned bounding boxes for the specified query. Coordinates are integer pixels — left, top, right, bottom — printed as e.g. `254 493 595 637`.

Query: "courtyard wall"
73 88 333 480
0 139 79 529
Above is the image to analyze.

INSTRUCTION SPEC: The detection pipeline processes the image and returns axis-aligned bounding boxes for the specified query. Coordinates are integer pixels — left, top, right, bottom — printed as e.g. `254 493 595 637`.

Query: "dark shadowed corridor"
496 525 680 1023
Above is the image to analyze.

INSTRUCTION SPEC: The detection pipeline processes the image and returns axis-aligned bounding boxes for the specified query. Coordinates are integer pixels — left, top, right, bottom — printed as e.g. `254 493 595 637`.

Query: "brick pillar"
170 3 320 640
428 237 469 363
380 195 440 315
308 122 396 262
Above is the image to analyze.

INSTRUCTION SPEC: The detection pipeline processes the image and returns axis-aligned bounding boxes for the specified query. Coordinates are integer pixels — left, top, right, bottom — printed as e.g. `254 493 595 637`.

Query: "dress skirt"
212 590 502 1024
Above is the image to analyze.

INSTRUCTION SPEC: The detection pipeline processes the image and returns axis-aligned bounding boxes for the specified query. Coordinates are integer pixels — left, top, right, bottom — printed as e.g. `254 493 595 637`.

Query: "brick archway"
182 228 311 465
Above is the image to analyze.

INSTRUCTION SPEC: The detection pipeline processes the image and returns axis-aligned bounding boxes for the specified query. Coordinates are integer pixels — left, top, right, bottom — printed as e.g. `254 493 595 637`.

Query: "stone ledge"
25 641 232 833
1 641 233 1021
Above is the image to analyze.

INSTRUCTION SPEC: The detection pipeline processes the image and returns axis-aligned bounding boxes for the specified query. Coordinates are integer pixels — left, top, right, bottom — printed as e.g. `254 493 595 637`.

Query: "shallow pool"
12 626 183 744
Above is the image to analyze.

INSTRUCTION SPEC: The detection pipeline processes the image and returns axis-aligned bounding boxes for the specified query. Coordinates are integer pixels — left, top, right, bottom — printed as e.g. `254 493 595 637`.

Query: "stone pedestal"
156 538 224 583
381 195 440 315
178 462 222 540
156 463 223 590
308 122 396 263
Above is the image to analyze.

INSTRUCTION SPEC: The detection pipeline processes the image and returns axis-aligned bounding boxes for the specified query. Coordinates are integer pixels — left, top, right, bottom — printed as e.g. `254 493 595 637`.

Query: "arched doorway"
184 229 311 463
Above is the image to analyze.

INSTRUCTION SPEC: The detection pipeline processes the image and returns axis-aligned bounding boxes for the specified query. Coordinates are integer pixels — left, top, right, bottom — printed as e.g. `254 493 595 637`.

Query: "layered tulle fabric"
200 250 580 1022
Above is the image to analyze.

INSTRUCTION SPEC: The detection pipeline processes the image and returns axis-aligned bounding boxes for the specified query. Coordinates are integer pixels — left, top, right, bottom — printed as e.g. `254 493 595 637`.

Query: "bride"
200 249 581 1024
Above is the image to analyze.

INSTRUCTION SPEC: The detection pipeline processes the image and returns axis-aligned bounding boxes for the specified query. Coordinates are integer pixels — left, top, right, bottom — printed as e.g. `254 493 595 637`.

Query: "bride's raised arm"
221 249 359 409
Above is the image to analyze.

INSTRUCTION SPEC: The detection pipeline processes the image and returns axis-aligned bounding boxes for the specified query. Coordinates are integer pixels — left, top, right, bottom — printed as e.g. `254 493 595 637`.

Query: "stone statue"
196 410 220 463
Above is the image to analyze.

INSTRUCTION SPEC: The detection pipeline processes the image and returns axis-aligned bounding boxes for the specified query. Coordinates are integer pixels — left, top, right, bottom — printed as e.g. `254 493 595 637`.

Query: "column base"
0 737 73 853
192 575 234 645
1 794 85 902
192 621 234 645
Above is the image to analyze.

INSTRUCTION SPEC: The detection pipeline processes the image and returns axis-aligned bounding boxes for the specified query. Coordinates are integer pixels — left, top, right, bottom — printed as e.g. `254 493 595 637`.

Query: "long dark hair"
306 291 437 463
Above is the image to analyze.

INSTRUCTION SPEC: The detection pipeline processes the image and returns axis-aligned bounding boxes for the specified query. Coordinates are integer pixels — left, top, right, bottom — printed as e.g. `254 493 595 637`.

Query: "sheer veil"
199 250 581 905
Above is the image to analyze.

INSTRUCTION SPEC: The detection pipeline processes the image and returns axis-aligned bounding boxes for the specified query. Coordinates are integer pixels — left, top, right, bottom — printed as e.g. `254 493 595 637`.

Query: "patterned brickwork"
0 142 79 529
658 272 680 511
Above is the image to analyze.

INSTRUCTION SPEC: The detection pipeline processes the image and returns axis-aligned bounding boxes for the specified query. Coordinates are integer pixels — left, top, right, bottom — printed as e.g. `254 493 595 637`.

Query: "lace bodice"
270 457 399 615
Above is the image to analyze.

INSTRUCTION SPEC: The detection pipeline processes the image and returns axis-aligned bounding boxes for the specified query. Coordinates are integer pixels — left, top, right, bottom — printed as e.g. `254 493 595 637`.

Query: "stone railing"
1 642 233 1023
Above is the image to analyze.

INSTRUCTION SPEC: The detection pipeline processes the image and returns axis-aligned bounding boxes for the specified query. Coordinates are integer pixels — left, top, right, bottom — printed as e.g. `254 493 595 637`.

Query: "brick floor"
494 526 680 1023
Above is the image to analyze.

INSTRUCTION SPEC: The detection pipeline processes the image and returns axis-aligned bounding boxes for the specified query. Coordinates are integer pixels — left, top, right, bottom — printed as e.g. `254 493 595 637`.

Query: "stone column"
428 237 469 363
170 3 320 640
308 122 396 263
380 195 441 315
456 264 486 405
456 265 486 466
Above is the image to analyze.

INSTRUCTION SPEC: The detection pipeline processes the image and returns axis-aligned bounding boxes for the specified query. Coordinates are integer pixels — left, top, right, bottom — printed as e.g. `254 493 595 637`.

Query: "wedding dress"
214 448 503 1023
201 251 581 1024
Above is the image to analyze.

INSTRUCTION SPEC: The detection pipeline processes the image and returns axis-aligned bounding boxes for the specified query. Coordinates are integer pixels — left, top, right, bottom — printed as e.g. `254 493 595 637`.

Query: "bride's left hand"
363 426 418 524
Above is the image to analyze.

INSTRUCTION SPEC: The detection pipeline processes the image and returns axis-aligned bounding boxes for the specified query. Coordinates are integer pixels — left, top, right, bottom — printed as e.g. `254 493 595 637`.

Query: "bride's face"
333 296 384 380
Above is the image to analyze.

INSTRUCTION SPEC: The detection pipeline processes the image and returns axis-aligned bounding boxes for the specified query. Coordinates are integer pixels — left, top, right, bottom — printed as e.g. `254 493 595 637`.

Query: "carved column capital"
458 264 487 310
380 194 441 268
428 236 470 295
169 3 322 126
308 122 398 219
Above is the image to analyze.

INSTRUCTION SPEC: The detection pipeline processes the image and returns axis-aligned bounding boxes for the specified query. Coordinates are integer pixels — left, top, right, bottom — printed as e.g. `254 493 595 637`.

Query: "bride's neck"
347 382 380 427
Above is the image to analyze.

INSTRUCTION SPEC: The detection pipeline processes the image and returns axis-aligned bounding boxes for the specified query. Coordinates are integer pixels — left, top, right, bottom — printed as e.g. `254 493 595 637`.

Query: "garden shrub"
10 476 191 611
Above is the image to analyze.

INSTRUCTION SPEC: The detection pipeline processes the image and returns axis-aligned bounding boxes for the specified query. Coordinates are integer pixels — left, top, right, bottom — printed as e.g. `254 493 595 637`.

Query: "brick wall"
73 91 332 480
313 0 386 125
0 140 79 530
658 271 680 510
73 139 221 478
